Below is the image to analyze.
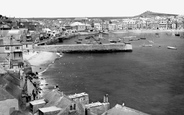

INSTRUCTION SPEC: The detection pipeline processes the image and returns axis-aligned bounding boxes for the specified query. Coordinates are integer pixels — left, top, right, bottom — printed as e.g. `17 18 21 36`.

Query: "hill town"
0 11 184 115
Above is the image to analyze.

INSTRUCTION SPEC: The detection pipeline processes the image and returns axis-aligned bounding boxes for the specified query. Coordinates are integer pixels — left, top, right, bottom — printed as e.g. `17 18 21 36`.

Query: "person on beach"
32 89 36 100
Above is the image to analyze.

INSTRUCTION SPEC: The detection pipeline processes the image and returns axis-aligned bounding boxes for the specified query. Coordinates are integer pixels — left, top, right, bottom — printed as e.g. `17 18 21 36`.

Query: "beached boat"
109 40 117 43
140 37 146 40
167 46 177 50
155 33 159 35
75 41 82 44
175 33 180 36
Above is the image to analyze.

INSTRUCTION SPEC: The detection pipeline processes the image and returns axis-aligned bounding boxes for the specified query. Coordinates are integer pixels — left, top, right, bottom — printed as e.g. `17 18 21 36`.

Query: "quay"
34 43 133 53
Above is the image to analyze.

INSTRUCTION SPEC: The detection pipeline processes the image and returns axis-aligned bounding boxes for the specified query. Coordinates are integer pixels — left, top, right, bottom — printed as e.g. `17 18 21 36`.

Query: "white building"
70 22 86 31
94 23 102 30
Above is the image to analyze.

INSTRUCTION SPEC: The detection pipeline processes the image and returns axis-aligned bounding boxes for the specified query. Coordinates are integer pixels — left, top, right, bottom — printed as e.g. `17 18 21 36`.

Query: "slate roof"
0 86 15 101
102 104 149 115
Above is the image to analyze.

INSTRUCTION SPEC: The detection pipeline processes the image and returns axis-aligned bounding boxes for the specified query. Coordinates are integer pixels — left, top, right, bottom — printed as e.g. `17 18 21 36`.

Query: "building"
177 21 184 29
0 86 19 115
159 20 167 30
70 22 86 31
22 42 34 52
0 25 11 30
29 99 46 113
102 104 149 115
85 24 92 30
85 102 110 115
68 92 89 105
116 22 123 30
0 36 23 69
102 23 109 30
172 22 177 29
84 94 110 115
108 23 117 31
149 21 159 30
37 90 85 115
38 106 62 115
127 20 137 30
7 29 22 41
94 23 102 31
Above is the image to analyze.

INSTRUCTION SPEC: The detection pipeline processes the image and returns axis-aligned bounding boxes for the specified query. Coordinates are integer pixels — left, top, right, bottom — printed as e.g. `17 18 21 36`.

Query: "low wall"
34 43 132 53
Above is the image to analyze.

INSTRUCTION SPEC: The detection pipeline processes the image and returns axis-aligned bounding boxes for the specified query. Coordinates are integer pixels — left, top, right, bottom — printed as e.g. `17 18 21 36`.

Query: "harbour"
0 9 184 115
40 32 184 115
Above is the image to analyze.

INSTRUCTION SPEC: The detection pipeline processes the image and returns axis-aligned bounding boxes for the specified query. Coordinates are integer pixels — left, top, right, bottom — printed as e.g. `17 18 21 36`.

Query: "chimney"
85 108 88 115
70 105 73 110
73 103 76 110
70 103 76 111
103 94 108 103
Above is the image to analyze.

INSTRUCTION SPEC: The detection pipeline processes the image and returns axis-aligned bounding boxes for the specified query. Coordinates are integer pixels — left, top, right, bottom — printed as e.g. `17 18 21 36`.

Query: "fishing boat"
167 46 177 50
140 37 146 40
175 33 180 36
155 33 159 35
109 39 117 43
75 41 82 44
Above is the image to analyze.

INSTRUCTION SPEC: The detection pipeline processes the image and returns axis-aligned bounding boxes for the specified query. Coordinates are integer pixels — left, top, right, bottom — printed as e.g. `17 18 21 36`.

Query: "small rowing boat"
142 44 153 47
167 46 177 50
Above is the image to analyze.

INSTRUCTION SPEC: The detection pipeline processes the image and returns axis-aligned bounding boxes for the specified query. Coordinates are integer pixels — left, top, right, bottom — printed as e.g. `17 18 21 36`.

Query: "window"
5 46 10 50
15 46 20 49
26 44 28 48
19 53 22 57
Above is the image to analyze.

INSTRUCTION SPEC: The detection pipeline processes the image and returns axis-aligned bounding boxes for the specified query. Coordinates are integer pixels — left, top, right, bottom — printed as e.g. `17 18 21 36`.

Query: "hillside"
1 11 179 21
135 11 178 18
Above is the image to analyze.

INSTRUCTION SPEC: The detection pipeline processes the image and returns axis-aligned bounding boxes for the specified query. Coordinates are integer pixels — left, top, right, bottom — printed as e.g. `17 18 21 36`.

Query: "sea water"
41 32 184 115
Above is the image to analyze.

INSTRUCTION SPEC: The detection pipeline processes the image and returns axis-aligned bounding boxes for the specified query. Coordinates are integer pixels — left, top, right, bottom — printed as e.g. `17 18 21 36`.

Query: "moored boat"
142 44 153 47
167 46 177 50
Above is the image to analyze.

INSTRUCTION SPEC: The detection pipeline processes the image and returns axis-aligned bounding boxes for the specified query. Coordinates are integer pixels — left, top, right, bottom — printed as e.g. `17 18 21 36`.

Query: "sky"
0 0 184 18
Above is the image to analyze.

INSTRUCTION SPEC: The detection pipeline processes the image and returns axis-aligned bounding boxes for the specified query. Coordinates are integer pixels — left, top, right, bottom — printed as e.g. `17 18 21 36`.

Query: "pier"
33 43 133 53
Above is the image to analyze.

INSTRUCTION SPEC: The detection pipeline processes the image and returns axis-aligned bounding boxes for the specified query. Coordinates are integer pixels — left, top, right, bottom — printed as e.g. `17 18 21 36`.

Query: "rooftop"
30 99 46 105
103 104 149 115
39 106 62 113
70 22 85 26
68 92 88 99
0 65 6 74
0 86 15 101
85 102 108 108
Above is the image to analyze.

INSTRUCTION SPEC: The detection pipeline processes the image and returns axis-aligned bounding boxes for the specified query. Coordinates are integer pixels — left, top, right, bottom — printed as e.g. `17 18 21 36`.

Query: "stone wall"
34 43 132 53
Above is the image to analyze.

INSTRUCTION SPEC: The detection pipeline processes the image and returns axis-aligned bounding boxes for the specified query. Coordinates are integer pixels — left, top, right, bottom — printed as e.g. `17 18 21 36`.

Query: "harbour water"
41 32 184 115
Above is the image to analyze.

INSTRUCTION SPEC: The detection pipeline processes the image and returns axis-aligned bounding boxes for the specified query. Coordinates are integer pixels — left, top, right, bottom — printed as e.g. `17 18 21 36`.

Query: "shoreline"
23 51 62 96
111 29 184 34
24 51 62 74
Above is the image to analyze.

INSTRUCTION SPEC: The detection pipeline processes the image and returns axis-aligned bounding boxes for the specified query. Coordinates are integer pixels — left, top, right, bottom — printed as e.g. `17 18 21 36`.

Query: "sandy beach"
23 51 61 74
23 51 62 96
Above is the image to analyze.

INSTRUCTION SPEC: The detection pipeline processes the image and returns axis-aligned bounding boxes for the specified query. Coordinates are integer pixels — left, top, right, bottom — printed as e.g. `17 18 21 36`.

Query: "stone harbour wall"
33 43 133 53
